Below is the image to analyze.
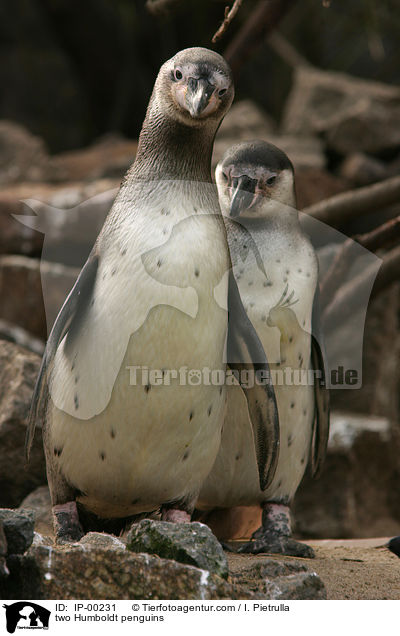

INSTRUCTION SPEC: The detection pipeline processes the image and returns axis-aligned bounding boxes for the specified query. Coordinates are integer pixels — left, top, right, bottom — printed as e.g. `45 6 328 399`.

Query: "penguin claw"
53 502 84 544
237 535 315 559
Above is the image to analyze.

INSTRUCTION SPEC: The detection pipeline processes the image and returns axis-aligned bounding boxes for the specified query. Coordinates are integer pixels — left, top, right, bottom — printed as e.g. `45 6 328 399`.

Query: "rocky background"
0 0 399 599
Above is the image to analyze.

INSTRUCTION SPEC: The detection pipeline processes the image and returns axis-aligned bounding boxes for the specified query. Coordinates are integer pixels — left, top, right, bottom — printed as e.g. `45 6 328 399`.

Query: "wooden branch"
322 245 400 333
320 214 400 308
302 174 400 228
224 0 298 77
212 0 243 44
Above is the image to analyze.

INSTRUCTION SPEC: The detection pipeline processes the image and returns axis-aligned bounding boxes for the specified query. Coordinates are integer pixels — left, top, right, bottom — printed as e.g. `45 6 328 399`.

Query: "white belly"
199 225 317 508
47 187 230 518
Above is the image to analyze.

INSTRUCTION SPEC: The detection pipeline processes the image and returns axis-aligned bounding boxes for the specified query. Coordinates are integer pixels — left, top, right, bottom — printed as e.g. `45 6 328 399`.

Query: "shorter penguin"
199 141 329 557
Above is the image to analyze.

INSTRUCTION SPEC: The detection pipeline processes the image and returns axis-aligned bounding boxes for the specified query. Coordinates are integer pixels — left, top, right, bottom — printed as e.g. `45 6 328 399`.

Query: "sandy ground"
227 538 400 600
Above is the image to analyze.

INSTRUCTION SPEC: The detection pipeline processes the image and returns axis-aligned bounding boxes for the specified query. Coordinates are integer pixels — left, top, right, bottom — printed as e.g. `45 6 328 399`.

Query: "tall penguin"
199 140 329 557
26 51 279 543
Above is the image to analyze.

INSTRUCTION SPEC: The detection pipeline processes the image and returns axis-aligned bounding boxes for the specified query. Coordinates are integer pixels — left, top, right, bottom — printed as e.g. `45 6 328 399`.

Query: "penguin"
198 140 329 557
25 50 279 543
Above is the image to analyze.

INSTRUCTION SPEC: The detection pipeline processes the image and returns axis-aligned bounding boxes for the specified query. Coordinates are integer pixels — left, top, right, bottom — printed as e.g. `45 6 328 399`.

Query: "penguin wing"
227 270 280 491
310 284 330 478
25 252 99 461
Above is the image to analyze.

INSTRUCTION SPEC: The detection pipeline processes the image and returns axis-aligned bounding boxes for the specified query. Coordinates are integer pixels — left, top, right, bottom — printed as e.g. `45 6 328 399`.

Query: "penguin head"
215 140 296 219
156 47 234 127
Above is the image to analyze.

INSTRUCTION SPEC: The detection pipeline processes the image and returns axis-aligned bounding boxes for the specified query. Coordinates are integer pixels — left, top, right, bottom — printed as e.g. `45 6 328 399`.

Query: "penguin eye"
218 88 227 97
266 175 277 186
174 68 183 81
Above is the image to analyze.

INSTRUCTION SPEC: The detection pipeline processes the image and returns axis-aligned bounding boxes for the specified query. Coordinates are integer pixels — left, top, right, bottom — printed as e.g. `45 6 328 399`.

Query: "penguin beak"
185 78 216 118
229 176 259 218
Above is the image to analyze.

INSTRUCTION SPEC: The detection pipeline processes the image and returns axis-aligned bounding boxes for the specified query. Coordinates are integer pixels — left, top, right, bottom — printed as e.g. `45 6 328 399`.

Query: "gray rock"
79 532 126 551
283 67 400 154
127 519 229 580
0 521 9 577
0 255 79 339
0 509 35 555
0 319 45 355
0 120 49 185
0 340 45 508
232 559 326 600
339 153 388 186
217 99 276 141
1 542 259 600
19 487 52 536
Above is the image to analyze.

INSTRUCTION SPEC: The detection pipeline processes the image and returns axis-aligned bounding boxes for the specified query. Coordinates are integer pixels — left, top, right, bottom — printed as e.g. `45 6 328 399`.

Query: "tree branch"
320 214 400 308
212 0 243 44
302 174 400 228
322 245 400 333
224 0 298 77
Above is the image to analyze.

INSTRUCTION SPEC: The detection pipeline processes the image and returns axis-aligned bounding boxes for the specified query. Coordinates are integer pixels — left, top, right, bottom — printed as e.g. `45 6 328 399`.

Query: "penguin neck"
132 100 217 183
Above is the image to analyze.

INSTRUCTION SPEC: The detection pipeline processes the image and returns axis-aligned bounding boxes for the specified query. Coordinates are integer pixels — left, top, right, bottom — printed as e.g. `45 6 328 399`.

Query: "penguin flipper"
227 270 280 491
310 285 330 478
25 252 99 461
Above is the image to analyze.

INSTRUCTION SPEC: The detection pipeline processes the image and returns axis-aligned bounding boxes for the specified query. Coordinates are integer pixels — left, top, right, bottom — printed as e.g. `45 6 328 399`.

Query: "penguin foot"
53 502 84 544
237 534 315 558
161 509 191 523
236 502 315 558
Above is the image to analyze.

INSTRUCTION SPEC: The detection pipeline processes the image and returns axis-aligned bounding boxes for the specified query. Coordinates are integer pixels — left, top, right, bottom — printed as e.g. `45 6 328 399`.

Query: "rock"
0 522 9 577
127 519 229 580
0 319 45 355
1 542 259 600
283 67 400 154
79 532 126 552
0 179 116 263
339 153 388 186
0 121 49 185
0 340 45 508
231 559 326 600
296 168 349 210
217 99 276 140
293 411 398 539
19 487 52 536
214 100 325 171
0 509 35 555
0 255 79 339
49 134 137 182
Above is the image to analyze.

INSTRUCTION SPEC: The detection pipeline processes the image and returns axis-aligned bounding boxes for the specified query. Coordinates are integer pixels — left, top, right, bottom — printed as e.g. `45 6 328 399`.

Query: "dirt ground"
227 538 400 600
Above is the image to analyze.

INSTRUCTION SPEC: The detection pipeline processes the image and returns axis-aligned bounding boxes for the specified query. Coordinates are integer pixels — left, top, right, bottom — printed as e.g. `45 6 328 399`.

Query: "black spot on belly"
102 273 107 280
74 394 79 410
90 299 95 307
121 248 127 256
287 435 293 447
157 259 162 267
301 456 305 464
163 228 168 235
243 244 248 250
194 268 200 277
144 384 151 394
298 353 304 367
286 269 290 275
110 429 116 439
111 268 117 276
235 453 241 461
189 411 194 421
193 206 198 212
100 452 106 461
264 281 273 287
74 375 79 385
207 405 212 416
219 386 223 395
298 268 302 273
277 479 282 488
306 272 311 277
54 447 63 457
303 408 307 416
183 450 190 461
289 336 293 343
290 402 295 408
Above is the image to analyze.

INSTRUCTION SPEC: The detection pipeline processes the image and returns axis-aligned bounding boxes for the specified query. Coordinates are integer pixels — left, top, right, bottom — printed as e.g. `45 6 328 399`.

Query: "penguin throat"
132 102 216 182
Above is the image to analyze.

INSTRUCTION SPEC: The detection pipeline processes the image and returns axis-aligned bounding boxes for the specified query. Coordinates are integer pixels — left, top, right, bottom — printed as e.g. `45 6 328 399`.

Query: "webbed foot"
53 501 84 544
